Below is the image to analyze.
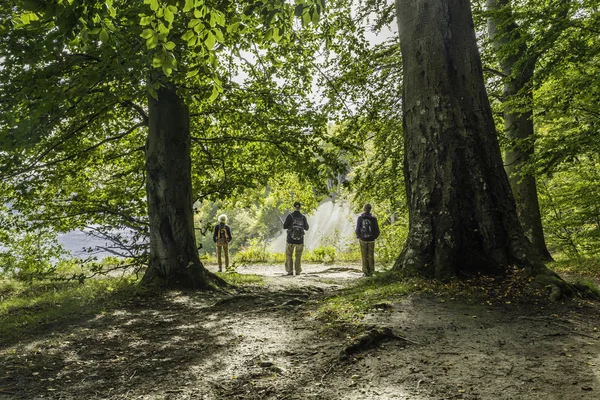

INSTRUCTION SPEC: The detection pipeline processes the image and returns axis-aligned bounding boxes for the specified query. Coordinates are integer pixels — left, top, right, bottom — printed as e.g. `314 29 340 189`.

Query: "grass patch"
315 271 411 335
549 257 600 277
0 277 140 344
217 272 264 286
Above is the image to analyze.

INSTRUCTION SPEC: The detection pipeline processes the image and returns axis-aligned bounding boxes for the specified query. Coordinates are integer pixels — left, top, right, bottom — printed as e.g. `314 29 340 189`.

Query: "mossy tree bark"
141 84 223 290
393 0 565 296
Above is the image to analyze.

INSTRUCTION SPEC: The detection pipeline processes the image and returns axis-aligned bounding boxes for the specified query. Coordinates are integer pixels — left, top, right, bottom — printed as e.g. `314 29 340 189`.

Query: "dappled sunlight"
2 269 600 399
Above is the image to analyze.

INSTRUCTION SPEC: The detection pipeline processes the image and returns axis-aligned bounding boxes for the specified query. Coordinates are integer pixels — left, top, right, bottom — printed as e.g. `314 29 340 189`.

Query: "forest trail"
1 263 599 400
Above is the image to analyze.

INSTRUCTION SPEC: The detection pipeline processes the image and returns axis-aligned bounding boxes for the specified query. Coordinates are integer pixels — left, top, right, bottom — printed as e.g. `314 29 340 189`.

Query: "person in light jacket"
213 214 232 272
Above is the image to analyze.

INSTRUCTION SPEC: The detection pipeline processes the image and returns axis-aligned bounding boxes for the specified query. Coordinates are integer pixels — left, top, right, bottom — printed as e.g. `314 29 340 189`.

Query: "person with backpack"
283 201 309 276
213 214 232 272
355 204 380 277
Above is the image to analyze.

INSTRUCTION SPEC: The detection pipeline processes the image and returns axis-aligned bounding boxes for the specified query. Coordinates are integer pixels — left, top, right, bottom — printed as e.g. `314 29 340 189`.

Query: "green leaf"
213 28 224 43
311 8 320 24
227 22 240 34
140 16 153 26
181 30 195 41
20 12 39 25
141 29 155 39
193 21 206 33
152 55 164 68
157 22 170 35
183 0 194 12
165 41 176 50
209 85 219 102
204 31 216 49
149 0 159 12
99 28 109 43
302 12 310 26
164 8 174 24
272 27 281 43
213 10 225 27
294 4 304 17
186 69 199 78
146 35 159 49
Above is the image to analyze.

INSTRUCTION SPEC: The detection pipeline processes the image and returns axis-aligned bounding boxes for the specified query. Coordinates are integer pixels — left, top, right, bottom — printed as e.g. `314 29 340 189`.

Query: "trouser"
285 243 304 275
359 240 375 276
217 244 229 271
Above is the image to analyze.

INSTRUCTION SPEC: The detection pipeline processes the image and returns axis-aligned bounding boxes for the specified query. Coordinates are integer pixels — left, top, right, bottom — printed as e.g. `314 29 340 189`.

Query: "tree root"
339 327 419 359
531 269 599 301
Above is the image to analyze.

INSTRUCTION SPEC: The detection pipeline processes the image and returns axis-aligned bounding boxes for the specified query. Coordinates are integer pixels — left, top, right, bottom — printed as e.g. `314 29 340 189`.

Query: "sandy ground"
1 263 599 400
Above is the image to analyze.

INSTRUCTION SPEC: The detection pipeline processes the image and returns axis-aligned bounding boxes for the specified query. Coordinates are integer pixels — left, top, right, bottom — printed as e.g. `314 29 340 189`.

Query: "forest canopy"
0 0 599 288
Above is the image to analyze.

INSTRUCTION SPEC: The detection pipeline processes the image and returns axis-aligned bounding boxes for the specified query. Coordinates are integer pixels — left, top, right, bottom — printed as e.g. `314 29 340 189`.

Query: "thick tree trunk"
141 84 222 289
487 0 553 261
393 0 550 281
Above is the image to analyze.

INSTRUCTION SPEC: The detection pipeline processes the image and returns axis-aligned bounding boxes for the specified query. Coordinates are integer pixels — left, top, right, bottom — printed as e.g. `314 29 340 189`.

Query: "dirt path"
1 263 599 399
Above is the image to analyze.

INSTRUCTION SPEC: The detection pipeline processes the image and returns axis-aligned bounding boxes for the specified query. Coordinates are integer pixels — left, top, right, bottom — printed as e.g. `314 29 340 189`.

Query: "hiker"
213 214 232 272
283 201 309 276
355 203 380 277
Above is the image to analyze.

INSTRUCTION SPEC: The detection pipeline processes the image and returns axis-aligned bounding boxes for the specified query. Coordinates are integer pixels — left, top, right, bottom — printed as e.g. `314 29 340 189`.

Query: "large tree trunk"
141 84 222 290
487 0 553 261
393 0 559 285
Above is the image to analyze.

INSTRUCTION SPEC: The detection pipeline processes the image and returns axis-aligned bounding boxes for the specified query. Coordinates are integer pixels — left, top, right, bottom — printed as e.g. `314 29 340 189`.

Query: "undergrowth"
0 277 140 345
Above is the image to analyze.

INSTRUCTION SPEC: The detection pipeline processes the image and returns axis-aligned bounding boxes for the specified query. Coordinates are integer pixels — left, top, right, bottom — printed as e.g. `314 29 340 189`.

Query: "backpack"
290 215 305 241
216 225 229 246
360 217 374 240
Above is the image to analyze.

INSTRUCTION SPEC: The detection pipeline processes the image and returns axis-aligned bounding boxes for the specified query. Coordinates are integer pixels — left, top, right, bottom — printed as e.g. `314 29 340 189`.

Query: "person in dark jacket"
213 214 232 272
282 201 309 276
355 204 380 277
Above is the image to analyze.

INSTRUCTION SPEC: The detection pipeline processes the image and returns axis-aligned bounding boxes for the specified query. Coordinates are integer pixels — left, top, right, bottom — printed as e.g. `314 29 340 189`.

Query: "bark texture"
487 0 553 261
393 0 546 279
141 84 220 289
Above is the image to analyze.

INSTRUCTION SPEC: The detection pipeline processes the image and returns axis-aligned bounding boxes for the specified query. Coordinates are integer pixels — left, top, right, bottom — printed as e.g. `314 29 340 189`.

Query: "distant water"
57 229 133 260
267 200 357 251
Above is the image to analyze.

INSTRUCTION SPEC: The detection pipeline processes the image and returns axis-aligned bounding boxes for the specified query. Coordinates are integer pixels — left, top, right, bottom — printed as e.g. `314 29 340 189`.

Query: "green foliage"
375 218 408 266
233 239 285 264
0 227 66 280
538 158 600 257
0 276 139 342
305 245 336 263
0 0 349 278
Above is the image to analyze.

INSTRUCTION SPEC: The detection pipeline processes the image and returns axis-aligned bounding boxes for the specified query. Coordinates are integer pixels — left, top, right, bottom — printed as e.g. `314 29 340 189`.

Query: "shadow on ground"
1 263 599 400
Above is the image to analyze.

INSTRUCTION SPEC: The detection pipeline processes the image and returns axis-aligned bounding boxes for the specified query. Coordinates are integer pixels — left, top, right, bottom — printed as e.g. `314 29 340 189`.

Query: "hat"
293 201 301 208
218 214 228 223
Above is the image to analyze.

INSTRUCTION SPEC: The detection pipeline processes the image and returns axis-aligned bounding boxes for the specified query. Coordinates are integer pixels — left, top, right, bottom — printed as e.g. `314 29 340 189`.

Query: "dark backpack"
290 215 305 241
360 217 374 240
